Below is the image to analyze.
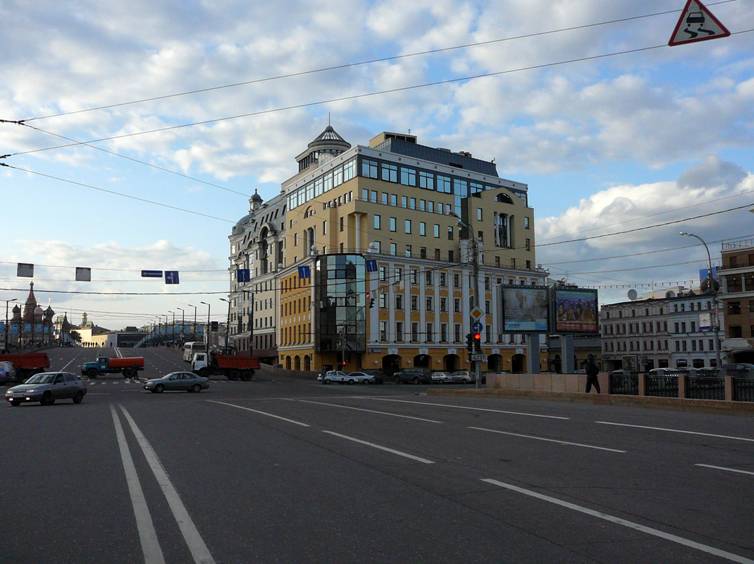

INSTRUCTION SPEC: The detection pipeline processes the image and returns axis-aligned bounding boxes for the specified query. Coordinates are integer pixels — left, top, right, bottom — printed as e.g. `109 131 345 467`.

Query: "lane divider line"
321 430 435 464
364 397 570 420
595 421 754 443
469 426 626 453
298 399 443 424
110 405 166 564
695 464 754 477
119 405 216 564
481 478 753 564
206 400 310 427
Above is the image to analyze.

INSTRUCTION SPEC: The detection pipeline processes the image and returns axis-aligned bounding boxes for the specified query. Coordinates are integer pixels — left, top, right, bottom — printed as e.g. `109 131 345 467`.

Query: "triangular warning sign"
669 0 730 46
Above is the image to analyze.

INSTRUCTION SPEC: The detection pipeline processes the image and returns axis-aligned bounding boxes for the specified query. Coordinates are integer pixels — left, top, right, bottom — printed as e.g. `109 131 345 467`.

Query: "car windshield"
25 373 55 384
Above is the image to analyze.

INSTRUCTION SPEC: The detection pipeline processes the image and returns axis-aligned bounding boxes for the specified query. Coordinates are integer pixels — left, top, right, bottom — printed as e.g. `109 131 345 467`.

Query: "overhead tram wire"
8 28 754 159
0 261 227 273
18 123 248 198
0 163 235 224
15 0 738 123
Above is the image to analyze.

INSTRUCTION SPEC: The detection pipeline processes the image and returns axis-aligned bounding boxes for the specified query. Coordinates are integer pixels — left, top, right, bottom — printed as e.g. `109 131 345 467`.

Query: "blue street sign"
164 271 180 284
141 270 163 278
365 259 378 273
237 268 251 283
472 321 483 333
298 265 311 279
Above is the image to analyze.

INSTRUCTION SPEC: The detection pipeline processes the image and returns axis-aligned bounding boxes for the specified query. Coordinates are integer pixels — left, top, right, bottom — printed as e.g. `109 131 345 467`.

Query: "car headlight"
27 389 36 393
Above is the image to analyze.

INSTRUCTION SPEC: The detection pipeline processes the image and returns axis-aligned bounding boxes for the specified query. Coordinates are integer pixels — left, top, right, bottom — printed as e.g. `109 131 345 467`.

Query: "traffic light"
367 291 375 309
465 333 473 352
473 332 482 352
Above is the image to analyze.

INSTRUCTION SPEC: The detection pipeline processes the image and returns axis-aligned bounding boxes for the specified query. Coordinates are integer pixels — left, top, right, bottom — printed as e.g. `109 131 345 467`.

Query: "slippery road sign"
668 0 730 46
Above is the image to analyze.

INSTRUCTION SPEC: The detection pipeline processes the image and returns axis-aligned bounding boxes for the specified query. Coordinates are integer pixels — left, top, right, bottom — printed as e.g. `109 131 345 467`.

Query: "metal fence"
646 373 679 397
609 372 638 395
733 377 754 402
685 375 725 400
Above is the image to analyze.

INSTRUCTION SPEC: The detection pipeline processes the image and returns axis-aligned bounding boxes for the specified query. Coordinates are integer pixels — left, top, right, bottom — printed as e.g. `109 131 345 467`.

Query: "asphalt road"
1 347 753 563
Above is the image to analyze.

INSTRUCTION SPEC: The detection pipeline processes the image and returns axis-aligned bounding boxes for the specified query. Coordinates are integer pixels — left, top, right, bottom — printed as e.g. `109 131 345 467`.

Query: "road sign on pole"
471 321 483 333
668 0 730 47
470 353 486 362
470 306 483 320
165 271 180 284
141 270 163 278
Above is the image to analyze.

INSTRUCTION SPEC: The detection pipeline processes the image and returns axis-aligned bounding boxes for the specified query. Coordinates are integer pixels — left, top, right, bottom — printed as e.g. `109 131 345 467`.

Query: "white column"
433 272 440 344
462 269 471 335
491 283 499 342
419 267 426 343
388 264 396 342
354 213 361 253
403 264 411 342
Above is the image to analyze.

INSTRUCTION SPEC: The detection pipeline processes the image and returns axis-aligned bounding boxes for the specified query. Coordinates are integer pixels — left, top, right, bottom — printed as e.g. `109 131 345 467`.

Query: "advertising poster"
501 287 549 332
554 289 598 333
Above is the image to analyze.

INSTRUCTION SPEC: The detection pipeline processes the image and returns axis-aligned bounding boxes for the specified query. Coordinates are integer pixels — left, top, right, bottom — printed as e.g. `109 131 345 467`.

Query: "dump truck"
0 352 50 382
81 356 144 378
191 351 259 380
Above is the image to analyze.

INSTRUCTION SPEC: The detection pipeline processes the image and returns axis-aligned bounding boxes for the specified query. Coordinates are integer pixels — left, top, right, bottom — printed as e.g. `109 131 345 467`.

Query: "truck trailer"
191 352 259 380
0 353 50 382
81 356 144 379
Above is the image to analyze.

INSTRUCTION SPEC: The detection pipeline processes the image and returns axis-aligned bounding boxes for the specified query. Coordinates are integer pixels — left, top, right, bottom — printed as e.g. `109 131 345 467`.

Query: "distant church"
8 282 55 349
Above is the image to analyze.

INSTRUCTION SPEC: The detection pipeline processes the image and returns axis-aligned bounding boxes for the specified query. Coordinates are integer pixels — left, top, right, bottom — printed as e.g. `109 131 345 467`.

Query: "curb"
427 388 754 415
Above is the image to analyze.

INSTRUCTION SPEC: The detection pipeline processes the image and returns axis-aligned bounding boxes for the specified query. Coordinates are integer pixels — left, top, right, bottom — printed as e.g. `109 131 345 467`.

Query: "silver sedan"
5 372 87 406
144 372 209 393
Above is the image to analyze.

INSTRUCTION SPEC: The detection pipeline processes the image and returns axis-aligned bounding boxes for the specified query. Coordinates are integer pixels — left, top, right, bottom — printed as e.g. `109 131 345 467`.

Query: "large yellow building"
275 127 547 374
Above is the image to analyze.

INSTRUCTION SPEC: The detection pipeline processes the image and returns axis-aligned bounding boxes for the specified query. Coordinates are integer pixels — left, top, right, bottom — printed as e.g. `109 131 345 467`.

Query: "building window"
379 266 386 281
362 159 378 178
389 243 397 256
379 293 387 308
728 301 742 315
405 244 412 257
373 214 381 230
525 238 531 251
411 269 418 284
390 194 397 206
427 201 434 213
454 323 461 343
361 188 368 201
448 250 454 262
339 217 344 232
440 297 447 312
382 163 398 183
730 326 743 338
440 273 446 287
419 222 426 236
524 217 530 229
411 322 419 342
420 247 427 259
426 297 433 311
454 298 461 313
389 217 396 232
485 300 490 314
371 240 381 253
381 192 388 205
441 323 448 342
434 248 441 261
396 322 403 342
411 295 418 311
370 190 377 203
454 273 460 287
401 167 416 186
396 295 403 309
425 271 433 285
433 224 440 238
448 226 454 240
409 198 416 210
419 171 434 190
437 175 451 193
476 208 483 221
322 220 327 235
426 323 433 342
401 196 407 208
404 219 412 234
379 321 387 342
418 199 426 211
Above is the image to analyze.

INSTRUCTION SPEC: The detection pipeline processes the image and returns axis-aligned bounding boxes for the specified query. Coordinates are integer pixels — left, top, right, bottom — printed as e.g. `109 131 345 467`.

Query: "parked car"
448 370 472 384
0 361 16 385
431 371 450 384
5 372 87 406
322 370 348 384
395 368 431 384
144 371 209 393
347 371 383 384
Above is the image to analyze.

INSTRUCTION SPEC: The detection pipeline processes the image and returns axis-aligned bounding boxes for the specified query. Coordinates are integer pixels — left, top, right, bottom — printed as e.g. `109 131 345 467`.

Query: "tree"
69 330 81 343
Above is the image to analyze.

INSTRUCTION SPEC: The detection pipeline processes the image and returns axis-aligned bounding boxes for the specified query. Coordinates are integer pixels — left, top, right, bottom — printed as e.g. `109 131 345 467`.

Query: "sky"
1 0 753 329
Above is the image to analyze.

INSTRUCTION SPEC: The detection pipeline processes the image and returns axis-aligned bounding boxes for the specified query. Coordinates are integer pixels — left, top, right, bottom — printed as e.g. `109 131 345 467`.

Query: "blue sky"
1 0 753 327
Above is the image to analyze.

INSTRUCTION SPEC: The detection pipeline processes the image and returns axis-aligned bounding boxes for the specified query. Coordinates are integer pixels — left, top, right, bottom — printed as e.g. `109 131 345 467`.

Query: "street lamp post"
680 231 723 370
452 213 481 389
219 297 231 352
200 301 211 354
188 304 197 340
177 307 185 342
4 298 17 352
169 310 176 345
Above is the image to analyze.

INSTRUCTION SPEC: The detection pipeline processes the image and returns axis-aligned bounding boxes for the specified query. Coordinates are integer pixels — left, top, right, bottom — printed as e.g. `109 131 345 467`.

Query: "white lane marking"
59 358 77 372
481 478 753 564
297 399 443 424
110 405 165 564
321 430 435 464
364 397 569 420
469 426 626 453
206 400 310 427
119 405 215 564
695 464 754 477
596 421 754 443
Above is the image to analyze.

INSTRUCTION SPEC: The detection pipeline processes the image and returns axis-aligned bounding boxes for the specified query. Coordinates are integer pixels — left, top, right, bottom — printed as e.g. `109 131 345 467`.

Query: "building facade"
275 127 548 374
600 291 724 371
719 237 754 363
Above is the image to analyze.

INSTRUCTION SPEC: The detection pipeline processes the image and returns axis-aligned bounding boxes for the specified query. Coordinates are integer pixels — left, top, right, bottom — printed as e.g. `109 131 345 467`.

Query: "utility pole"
4 298 16 352
188 304 197 340
201 301 211 354
177 307 185 342
220 298 231 352
471 234 481 389
248 291 254 358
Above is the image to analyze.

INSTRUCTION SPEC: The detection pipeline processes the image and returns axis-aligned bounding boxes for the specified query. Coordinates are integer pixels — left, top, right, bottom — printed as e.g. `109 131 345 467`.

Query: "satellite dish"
627 289 638 301
665 290 676 298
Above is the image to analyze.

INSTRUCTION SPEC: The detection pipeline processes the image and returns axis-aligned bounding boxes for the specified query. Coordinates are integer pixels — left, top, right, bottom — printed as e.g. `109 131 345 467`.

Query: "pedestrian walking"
585 354 601 394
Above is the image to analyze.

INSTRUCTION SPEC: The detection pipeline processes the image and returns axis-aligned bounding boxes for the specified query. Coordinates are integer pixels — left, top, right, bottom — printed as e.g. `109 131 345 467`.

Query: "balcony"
722 237 754 252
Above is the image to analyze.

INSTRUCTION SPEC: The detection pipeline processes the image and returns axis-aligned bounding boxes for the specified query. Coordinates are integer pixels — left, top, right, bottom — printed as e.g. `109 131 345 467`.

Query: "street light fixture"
187 304 198 339
4 298 17 352
680 231 722 370
200 301 211 354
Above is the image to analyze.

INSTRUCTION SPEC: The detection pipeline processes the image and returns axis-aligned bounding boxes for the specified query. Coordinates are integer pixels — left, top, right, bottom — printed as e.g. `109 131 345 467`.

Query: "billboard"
699 311 712 332
501 287 549 332
554 289 598 333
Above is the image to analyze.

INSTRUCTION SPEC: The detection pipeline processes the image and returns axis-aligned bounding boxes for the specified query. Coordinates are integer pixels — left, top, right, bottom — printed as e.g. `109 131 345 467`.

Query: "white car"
448 370 472 384
346 371 374 384
322 370 348 384
431 371 450 384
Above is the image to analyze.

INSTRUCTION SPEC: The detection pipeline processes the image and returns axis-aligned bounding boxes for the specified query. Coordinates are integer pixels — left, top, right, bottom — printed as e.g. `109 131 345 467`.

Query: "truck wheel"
228 370 239 381
240 372 251 382
124 368 134 378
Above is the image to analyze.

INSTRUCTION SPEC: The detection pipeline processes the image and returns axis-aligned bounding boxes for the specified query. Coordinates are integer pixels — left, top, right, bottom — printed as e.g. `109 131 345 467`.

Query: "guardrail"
608 372 638 395
733 376 754 401
646 373 679 397
686 375 725 400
